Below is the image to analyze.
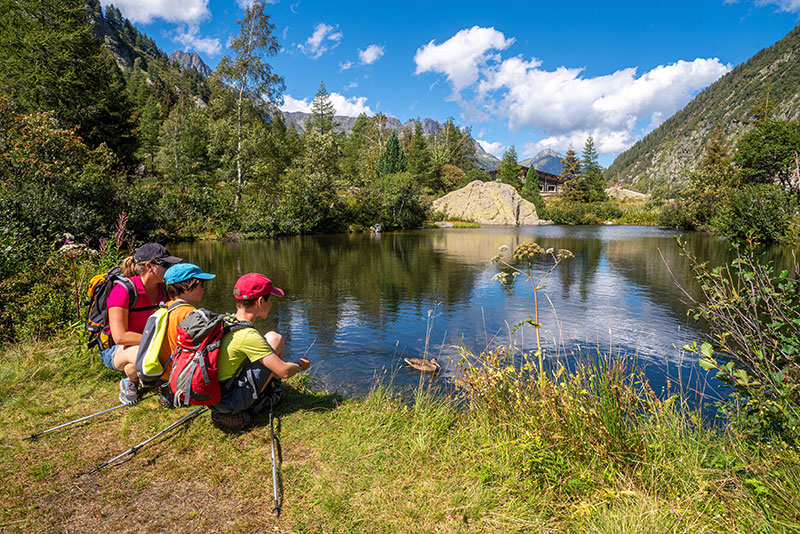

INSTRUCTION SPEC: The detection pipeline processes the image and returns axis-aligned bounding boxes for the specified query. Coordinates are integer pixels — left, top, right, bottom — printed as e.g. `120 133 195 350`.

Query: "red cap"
233 273 284 300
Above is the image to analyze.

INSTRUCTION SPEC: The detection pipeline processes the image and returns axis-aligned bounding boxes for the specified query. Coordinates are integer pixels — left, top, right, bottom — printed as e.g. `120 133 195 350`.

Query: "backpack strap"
222 314 254 334
166 301 192 313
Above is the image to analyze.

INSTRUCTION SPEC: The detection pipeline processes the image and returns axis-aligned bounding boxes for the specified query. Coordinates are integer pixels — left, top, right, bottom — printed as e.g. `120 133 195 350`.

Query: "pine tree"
521 167 546 215
377 131 407 176
308 81 337 135
303 82 340 179
0 0 137 162
496 145 521 186
405 121 433 186
560 146 582 201
683 124 736 227
216 0 285 210
580 136 607 202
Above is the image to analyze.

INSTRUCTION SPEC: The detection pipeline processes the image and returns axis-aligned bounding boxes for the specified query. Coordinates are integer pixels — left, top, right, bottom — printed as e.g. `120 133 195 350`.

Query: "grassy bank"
2 336 799 533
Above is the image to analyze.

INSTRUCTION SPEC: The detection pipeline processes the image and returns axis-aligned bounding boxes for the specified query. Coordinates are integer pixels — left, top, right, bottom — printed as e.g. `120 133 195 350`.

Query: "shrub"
658 199 697 229
717 183 796 243
681 239 800 442
544 201 622 224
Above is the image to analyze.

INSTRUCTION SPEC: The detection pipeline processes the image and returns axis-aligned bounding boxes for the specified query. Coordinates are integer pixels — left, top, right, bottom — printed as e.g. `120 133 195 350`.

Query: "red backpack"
168 309 251 407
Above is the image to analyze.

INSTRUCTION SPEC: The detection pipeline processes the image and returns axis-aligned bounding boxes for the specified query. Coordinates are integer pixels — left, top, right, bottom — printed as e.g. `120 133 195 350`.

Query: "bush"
682 239 800 442
543 201 622 224
717 184 796 243
658 199 697 229
0 103 122 242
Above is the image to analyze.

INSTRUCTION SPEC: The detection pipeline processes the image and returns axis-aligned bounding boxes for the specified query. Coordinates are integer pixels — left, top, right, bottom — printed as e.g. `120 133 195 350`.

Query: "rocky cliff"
431 181 541 226
168 51 213 78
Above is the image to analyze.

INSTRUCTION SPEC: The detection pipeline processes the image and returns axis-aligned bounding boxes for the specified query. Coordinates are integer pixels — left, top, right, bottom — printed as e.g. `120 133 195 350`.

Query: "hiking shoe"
118 378 140 405
211 410 251 431
157 392 175 409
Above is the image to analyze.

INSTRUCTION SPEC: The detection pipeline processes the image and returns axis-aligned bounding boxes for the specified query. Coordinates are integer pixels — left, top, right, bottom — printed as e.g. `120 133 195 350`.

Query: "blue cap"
164 263 216 285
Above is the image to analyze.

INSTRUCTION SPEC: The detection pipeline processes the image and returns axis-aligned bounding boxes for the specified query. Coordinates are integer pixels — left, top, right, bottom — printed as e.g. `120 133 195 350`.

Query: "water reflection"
170 226 793 397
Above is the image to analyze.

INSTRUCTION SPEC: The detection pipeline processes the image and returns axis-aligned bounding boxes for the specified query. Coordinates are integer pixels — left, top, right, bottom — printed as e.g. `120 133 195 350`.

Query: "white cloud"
730 0 800 12
359 44 384 65
280 92 374 116
339 61 354 71
237 0 279 7
174 25 221 56
417 26 731 155
281 94 312 113
344 81 358 90
330 93 374 116
101 0 210 24
298 23 342 58
414 26 515 93
477 139 506 157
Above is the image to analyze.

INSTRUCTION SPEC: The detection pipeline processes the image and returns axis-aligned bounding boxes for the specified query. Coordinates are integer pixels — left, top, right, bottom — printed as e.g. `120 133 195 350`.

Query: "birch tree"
216 0 284 211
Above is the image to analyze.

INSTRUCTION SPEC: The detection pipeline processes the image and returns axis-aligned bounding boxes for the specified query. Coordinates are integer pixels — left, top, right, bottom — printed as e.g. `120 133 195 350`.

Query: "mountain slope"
520 148 565 175
607 24 800 194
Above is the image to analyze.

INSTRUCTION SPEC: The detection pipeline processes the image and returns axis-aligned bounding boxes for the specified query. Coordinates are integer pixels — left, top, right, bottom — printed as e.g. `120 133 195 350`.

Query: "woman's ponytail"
120 256 146 277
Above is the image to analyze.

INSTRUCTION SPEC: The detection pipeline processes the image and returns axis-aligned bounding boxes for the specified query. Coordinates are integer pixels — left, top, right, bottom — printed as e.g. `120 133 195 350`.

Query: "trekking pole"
23 394 154 441
269 397 280 517
86 406 207 475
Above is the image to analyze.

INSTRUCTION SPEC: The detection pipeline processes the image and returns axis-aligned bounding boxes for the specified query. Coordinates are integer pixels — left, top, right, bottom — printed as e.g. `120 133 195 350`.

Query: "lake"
171 226 794 399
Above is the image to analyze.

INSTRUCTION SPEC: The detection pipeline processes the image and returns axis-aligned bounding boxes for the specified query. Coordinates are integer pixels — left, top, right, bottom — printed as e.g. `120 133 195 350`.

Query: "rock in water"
431 181 541 226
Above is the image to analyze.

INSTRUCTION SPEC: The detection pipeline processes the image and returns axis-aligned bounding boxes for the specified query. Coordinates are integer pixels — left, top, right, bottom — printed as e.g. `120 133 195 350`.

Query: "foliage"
215 0 285 210
717 184 796 243
429 118 476 181
377 131 406 176
520 168 546 216
434 163 468 193
273 166 341 235
543 201 623 225
559 146 582 201
372 171 424 229
404 120 433 188
496 145 521 186
735 118 800 191
0 214 128 342
579 136 608 202
681 239 800 441
0 0 138 162
667 126 737 230
0 101 121 241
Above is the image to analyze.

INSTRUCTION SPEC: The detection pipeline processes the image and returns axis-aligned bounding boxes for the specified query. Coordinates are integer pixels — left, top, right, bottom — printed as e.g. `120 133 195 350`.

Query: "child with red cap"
209 273 310 430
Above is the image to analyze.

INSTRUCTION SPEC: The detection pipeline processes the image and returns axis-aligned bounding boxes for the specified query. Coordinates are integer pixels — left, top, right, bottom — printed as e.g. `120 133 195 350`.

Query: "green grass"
1 336 799 533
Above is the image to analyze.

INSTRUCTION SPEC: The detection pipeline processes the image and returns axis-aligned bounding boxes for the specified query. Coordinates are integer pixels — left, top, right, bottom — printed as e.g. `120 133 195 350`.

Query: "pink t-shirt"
106 276 166 335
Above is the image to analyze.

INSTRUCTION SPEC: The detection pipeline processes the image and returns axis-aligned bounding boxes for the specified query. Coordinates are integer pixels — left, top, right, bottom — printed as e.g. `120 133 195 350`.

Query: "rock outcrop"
605 187 650 201
168 51 213 78
431 181 541 226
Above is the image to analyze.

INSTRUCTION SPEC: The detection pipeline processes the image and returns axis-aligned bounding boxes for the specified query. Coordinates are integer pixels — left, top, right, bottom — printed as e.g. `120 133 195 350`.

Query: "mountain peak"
168 51 213 78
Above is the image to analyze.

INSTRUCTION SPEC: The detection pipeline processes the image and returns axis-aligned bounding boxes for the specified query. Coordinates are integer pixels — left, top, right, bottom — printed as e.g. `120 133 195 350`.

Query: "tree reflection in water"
171 226 794 398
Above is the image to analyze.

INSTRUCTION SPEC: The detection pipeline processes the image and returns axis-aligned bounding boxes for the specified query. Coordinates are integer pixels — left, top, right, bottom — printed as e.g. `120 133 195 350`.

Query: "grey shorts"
210 360 279 415
99 345 121 370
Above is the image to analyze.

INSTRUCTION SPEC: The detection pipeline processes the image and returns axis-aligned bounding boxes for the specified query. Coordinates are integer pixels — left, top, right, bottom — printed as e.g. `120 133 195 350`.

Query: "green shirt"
217 326 274 382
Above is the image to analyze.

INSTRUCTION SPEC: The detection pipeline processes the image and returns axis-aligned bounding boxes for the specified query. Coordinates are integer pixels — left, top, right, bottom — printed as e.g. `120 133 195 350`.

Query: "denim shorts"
99 345 121 371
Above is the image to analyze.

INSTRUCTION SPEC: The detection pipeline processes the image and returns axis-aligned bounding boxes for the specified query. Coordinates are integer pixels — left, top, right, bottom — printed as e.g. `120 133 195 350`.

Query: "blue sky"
102 0 800 166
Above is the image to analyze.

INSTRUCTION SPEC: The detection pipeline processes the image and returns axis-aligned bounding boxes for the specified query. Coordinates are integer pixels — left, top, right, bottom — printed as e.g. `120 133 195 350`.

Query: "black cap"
134 243 182 264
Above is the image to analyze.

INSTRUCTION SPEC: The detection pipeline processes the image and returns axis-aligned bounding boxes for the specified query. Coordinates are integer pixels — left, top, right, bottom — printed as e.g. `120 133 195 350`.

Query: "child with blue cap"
155 263 216 407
